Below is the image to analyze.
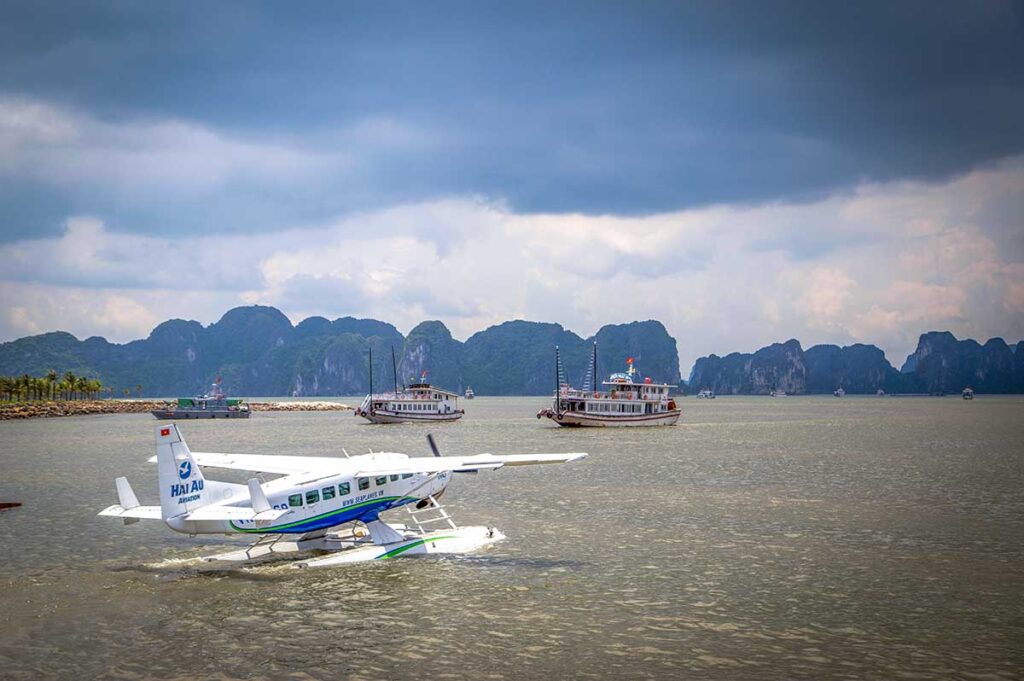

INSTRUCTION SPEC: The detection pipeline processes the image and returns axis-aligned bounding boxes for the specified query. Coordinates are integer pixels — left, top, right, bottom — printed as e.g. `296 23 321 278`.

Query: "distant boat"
833 386 846 397
696 388 716 399
770 389 788 397
962 387 975 400
464 386 475 399
151 379 250 419
876 389 886 397
536 344 680 427
355 347 464 423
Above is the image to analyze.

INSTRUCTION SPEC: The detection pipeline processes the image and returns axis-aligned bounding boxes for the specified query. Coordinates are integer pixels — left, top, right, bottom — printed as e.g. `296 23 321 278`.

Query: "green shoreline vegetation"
0 370 118 403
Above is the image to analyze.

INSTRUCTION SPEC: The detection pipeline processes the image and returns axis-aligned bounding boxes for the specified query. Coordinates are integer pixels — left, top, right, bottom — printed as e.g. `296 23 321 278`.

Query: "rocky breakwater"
1 400 353 420
250 401 353 412
0 400 166 420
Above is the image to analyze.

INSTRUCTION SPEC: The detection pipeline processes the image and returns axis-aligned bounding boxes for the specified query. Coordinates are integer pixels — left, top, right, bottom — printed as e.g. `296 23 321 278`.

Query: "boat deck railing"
558 387 669 402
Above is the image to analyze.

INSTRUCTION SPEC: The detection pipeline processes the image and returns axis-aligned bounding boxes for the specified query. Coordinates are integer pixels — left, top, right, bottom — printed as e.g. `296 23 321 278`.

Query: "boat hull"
356 410 464 424
537 408 680 427
151 409 250 419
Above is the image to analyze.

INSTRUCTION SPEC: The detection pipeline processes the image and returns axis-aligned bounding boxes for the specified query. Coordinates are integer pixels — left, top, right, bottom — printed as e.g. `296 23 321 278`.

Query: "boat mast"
391 346 399 394
592 341 598 393
368 346 373 398
554 345 561 415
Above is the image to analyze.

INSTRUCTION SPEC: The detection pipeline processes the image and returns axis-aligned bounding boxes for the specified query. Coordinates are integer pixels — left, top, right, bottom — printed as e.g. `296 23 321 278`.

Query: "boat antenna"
368 346 373 398
391 345 399 394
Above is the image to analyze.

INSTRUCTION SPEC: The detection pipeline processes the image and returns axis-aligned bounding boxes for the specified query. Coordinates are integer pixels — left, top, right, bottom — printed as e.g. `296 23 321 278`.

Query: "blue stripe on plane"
230 496 418 534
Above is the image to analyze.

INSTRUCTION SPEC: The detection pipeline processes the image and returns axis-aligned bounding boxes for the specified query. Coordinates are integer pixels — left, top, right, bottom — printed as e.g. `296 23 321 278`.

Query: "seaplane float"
99 424 586 567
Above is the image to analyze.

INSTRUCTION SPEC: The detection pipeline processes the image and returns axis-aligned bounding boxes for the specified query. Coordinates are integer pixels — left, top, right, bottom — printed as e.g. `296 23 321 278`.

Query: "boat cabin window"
322 486 335 500
357 477 369 491
339 482 351 496
288 494 303 507
401 473 413 479
390 474 399 482
306 490 320 504
375 476 387 486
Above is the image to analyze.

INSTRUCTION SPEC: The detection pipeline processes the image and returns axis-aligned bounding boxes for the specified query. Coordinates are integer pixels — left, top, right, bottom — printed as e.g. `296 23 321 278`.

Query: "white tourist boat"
355 348 464 424
464 386 475 399
356 382 464 423
536 345 680 427
770 389 788 397
696 388 716 399
833 386 846 397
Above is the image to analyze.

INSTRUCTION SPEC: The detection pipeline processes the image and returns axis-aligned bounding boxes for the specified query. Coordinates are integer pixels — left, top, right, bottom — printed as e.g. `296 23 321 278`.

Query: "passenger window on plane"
339 482 351 496
401 473 413 479
375 476 387 486
288 494 302 507
358 477 370 491
322 486 336 500
390 474 399 482
306 490 320 504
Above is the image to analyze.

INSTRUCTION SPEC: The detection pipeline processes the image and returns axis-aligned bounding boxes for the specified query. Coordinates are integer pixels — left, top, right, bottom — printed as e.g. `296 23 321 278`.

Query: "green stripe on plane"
378 535 457 559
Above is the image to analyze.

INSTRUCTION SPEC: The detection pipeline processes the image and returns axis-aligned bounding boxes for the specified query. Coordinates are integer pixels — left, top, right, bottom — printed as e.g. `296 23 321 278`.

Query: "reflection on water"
1 397 1022 679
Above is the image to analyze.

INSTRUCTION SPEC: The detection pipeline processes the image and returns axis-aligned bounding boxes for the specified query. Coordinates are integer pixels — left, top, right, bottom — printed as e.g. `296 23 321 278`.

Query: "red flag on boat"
626 357 634 365
645 377 652 384
421 370 428 378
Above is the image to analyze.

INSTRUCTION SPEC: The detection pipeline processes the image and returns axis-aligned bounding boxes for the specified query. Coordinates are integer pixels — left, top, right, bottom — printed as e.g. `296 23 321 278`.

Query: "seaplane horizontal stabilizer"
98 505 162 520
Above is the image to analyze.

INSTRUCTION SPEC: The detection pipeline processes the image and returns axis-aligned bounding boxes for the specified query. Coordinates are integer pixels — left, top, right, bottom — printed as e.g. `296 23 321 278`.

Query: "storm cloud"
1 1 1022 237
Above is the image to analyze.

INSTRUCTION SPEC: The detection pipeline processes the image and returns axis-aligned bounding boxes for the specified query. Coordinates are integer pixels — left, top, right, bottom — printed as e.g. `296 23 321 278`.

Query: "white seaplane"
99 424 586 567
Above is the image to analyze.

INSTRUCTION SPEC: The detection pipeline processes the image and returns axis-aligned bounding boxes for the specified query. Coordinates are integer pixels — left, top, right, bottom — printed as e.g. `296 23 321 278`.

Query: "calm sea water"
1 396 1022 680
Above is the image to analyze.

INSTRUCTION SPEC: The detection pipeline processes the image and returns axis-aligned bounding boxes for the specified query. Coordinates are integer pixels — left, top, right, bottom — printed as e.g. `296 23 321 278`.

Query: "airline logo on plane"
178 461 192 480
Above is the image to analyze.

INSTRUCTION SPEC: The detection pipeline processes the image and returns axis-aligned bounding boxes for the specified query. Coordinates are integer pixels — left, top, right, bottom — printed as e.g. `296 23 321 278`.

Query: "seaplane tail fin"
156 423 212 520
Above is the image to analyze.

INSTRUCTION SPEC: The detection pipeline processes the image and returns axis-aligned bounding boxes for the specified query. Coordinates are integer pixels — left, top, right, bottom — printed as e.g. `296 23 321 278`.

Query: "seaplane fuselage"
166 463 450 536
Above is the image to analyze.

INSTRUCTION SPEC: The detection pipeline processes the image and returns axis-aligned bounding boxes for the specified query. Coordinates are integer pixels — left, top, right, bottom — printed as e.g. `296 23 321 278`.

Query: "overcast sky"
1 1 1022 372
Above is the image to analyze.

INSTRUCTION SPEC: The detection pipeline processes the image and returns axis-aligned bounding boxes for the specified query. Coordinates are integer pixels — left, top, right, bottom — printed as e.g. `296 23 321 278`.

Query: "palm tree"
62 371 76 400
46 369 58 400
135 384 143 398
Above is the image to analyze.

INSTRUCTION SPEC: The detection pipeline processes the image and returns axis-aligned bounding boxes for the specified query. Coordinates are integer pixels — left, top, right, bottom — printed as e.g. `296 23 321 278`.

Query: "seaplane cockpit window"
390 474 399 482
401 473 413 479
322 486 336 500
288 494 303 507
339 482 351 496
375 476 387 486
306 490 320 505
358 477 370 491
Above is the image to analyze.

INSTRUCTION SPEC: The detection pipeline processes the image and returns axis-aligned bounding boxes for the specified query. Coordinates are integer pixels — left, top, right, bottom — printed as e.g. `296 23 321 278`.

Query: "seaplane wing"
352 452 588 477
146 451 346 476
